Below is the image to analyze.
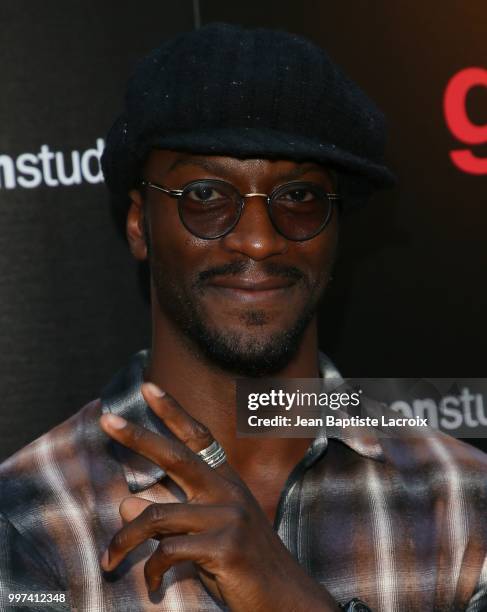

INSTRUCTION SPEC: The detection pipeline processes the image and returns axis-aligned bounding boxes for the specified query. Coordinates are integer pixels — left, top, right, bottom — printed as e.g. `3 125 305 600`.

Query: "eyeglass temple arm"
140 181 184 198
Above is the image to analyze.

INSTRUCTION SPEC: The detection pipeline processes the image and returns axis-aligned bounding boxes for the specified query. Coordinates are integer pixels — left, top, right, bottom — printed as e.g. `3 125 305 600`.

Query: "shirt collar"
101 349 384 493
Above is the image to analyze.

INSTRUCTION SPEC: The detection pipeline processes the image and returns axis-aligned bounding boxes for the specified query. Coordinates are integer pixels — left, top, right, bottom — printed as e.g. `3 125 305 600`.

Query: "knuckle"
163 395 181 413
128 425 145 444
216 534 241 566
158 539 176 558
228 521 247 548
161 441 182 466
166 448 188 472
227 504 251 526
224 479 248 502
144 503 165 525
112 530 130 553
180 421 211 447
188 489 205 504
193 422 212 444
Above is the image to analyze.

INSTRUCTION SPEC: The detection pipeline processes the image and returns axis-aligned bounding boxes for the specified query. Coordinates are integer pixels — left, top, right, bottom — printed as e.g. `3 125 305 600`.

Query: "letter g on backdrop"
444 67 487 174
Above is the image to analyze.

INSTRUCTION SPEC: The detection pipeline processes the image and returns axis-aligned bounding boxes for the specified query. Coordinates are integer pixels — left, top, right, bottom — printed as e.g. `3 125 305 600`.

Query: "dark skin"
99 150 341 611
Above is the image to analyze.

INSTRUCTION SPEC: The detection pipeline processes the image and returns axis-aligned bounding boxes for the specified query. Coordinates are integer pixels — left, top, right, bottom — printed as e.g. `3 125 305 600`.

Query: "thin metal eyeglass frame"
139 179 341 241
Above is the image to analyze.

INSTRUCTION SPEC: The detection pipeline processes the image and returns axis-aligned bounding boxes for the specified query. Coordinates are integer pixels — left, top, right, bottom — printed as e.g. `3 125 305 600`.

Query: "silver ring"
197 440 227 469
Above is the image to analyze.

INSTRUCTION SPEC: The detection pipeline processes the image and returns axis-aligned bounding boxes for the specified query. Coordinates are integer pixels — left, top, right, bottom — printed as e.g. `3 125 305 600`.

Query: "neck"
143 300 321 479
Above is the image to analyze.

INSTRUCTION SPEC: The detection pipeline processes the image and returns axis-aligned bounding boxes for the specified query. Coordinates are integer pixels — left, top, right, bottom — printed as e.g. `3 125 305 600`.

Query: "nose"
220 195 288 260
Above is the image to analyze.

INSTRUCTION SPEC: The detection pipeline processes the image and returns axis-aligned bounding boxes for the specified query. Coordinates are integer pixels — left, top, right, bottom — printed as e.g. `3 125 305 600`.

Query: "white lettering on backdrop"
0 138 105 189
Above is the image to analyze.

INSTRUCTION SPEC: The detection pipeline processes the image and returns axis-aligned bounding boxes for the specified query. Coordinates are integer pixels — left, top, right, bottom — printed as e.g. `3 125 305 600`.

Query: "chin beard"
177 306 316 377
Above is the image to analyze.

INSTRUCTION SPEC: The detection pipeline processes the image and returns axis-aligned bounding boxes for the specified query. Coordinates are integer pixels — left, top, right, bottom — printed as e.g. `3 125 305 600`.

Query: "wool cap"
102 22 395 226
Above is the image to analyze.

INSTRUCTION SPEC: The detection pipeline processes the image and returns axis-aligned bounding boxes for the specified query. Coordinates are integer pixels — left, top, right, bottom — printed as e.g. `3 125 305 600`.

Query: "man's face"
132 150 339 376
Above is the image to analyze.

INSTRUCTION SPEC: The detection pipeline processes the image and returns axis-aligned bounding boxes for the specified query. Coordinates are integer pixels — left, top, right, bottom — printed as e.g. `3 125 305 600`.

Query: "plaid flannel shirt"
0 349 486 611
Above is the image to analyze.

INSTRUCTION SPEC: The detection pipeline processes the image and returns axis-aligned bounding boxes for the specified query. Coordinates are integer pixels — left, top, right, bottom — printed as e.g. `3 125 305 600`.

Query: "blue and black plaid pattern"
0 349 486 611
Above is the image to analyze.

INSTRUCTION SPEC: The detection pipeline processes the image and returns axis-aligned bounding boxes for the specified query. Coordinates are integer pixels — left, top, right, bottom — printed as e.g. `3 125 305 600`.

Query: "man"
1 22 486 612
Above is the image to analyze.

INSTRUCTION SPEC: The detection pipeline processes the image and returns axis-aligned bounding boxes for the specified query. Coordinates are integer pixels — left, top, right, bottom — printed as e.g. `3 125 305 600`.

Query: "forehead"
143 149 334 185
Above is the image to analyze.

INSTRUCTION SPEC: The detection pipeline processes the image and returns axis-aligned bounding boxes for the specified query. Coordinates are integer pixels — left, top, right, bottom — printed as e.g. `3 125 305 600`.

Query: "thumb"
119 496 152 522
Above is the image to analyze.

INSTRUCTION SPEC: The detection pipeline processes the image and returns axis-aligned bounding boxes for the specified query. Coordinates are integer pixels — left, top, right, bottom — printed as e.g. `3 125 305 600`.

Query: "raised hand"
99 383 339 612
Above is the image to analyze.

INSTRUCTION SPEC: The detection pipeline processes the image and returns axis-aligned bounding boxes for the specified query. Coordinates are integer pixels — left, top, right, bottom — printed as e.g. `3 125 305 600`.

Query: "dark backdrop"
1 1 486 460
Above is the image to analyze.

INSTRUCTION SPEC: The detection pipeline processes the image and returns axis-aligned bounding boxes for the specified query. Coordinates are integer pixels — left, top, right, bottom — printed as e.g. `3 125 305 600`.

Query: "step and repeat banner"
1 1 486 459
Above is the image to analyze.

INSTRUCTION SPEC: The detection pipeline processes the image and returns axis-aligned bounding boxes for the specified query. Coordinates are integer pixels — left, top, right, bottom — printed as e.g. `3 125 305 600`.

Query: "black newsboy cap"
102 22 395 222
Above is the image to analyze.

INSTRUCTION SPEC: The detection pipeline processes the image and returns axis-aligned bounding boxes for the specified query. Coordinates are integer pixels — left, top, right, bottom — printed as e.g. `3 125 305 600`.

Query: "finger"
99 413 220 498
142 383 241 484
144 533 218 593
119 496 152 522
141 383 214 454
102 503 231 572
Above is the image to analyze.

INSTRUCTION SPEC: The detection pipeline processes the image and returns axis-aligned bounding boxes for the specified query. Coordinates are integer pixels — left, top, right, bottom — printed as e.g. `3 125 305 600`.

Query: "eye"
283 188 314 202
187 185 224 202
276 187 318 205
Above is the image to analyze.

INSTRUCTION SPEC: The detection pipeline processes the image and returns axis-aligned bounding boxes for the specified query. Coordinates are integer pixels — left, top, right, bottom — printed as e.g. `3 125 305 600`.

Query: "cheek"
293 220 339 282
147 199 209 275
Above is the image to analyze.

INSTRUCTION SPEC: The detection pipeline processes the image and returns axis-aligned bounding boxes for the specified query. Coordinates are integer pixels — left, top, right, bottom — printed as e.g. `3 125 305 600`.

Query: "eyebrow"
167 157 230 176
165 157 331 183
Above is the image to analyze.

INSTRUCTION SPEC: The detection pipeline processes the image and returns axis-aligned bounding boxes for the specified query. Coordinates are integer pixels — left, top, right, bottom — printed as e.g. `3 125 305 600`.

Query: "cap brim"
146 126 396 190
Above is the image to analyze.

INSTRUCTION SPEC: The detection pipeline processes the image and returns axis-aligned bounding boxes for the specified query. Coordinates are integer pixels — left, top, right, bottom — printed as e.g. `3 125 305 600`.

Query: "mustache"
195 260 307 286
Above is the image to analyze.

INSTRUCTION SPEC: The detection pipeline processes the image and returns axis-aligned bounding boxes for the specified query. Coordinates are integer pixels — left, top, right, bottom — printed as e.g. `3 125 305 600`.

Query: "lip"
206 276 297 304
208 276 296 291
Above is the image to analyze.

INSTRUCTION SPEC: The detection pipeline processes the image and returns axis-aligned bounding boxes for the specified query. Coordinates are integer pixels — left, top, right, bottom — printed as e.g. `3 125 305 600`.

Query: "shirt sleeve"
465 554 487 612
0 512 69 612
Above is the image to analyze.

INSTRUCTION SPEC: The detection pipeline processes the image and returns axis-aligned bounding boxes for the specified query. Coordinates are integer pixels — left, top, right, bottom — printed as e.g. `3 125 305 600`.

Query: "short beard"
150 257 326 378
174 294 317 378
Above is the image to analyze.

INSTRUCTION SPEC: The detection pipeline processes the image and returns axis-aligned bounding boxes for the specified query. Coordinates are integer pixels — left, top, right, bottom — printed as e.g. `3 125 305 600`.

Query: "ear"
126 189 148 260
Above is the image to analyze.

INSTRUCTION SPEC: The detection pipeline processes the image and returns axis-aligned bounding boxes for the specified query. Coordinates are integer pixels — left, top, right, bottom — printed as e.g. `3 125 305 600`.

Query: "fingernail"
145 382 166 398
100 549 110 570
104 413 127 429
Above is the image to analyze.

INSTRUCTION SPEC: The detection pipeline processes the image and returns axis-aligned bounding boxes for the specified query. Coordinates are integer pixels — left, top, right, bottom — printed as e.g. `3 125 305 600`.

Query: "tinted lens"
179 180 241 239
269 183 333 240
